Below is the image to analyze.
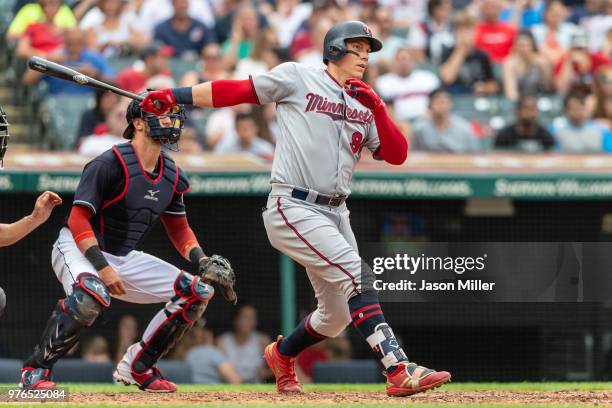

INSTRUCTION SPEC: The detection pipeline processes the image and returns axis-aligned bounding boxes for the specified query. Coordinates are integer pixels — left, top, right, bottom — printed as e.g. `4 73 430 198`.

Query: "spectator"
502 0 545 29
603 27 612 58
553 30 612 94
234 28 281 78
179 127 204 153
502 30 551 101
22 28 115 95
588 66 612 136
551 92 605 152
215 113 275 160
77 89 120 145
6 0 76 41
205 105 251 149
222 5 261 70
114 315 139 365
440 12 498 95
411 87 480 152
289 0 343 61
116 42 173 94
367 7 408 68
80 0 148 58
268 0 312 50
81 336 111 363
153 0 217 60
78 98 128 156
14 7 65 61
532 0 580 65
568 0 605 25
296 18 332 69
181 44 229 86
408 0 455 65
214 0 269 45
185 325 242 384
217 305 271 383
376 48 441 121
494 95 555 151
296 334 352 383
474 0 518 63
582 0 612 53
136 0 216 37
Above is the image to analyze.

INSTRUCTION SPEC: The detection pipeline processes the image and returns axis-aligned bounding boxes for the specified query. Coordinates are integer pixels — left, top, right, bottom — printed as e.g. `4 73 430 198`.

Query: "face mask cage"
145 105 186 151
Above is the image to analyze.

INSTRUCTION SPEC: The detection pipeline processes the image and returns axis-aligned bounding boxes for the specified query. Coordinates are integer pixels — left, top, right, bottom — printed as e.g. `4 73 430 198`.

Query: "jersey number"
350 132 365 154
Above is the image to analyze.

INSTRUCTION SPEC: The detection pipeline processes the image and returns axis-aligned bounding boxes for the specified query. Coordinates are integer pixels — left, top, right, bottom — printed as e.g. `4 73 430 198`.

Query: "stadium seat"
312 360 384 383
53 359 114 383
157 360 194 384
41 94 94 149
168 59 199 84
0 358 22 383
107 57 138 74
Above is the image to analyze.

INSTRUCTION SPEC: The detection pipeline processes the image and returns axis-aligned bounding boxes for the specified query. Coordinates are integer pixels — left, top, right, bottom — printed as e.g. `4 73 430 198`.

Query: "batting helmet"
0 106 9 168
323 21 383 64
123 95 186 150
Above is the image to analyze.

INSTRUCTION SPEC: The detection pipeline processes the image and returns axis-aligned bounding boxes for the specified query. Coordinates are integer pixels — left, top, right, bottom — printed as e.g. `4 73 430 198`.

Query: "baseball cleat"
20 367 56 390
264 335 303 393
113 362 176 393
384 362 451 397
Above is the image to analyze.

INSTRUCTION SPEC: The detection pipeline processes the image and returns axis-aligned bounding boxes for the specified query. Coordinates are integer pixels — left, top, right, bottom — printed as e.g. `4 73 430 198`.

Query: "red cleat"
264 335 303 393
385 362 451 397
113 365 177 393
20 367 56 390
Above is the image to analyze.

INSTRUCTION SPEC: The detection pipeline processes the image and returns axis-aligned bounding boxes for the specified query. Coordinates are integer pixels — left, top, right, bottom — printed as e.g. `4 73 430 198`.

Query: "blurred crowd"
3 0 612 154
74 305 352 384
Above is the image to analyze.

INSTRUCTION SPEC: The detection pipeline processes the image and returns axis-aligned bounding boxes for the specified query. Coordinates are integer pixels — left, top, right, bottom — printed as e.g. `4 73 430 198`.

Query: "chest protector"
93 143 179 256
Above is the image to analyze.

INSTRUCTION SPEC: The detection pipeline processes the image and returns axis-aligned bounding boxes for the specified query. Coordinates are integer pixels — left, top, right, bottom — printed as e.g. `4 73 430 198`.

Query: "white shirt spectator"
268 2 313 49
217 332 267 383
582 14 612 52
297 51 326 69
214 132 275 158
376 70 440 121
78 133 125 156
80 7 144 57
205 108 236 148
531 22 580 51
136 0 215 35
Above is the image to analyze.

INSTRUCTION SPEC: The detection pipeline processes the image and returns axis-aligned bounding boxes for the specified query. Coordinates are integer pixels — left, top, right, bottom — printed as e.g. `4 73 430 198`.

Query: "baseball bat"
27 56 144 101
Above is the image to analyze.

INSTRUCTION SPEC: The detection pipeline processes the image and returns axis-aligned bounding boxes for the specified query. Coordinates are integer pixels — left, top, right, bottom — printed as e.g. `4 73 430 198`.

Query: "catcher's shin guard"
131 271 214 374
24 273 110 369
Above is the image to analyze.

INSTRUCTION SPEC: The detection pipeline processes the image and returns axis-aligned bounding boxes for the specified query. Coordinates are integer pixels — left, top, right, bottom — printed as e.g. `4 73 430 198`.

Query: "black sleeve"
73 154 123 214
538 126 556 150
165 167 191 215
494 126 515 147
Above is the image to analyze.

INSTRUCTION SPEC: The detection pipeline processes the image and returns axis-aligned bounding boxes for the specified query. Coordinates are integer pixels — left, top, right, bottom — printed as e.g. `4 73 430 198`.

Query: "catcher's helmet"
123 95 186 150
323 20 383 64
0 106 9 168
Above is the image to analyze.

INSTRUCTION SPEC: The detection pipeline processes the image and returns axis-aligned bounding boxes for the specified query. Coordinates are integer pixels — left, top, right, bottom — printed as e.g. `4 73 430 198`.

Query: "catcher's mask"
0 106 9 168
123 95 186 151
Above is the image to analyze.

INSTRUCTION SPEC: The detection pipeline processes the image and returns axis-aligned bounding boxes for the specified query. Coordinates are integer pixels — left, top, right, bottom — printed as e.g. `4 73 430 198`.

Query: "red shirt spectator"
474 22 517 63
296 343 329 379
22 22 63 53
473 0 517 63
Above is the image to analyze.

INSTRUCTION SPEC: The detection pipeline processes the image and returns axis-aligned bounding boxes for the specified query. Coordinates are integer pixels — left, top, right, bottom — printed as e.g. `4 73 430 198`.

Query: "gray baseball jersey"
251 62 380 196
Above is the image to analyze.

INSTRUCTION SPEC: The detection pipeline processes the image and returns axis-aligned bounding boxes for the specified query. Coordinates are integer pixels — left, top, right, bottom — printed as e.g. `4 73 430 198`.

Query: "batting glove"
140 89 176 115
345 78 385 113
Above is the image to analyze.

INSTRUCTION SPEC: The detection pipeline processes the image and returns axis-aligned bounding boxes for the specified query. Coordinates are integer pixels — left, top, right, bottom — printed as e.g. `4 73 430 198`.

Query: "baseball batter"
141 20 451 396
0 106 62 317
20 100 236 391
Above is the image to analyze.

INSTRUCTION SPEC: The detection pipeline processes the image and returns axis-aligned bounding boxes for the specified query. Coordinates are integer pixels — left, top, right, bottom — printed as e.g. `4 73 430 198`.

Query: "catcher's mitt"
198 255 237 304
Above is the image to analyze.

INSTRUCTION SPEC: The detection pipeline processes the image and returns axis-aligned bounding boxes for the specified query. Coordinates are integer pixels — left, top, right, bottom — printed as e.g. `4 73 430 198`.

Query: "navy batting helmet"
123 95 186 150
323 20 383 64
0 106 9 168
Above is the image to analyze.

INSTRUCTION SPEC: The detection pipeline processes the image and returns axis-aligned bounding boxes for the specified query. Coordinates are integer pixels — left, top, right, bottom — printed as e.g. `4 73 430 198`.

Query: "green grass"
0 383 610 407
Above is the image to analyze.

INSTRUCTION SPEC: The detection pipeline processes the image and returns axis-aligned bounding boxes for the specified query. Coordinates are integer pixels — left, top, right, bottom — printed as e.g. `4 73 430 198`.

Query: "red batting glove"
345 78 385 113
139 89 176 115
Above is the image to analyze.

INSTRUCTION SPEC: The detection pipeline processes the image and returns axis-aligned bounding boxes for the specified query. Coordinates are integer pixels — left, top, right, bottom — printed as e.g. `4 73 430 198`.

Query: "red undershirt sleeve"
161 214 199 260
67 205 96 244
211 78 259 107
372 108 408 165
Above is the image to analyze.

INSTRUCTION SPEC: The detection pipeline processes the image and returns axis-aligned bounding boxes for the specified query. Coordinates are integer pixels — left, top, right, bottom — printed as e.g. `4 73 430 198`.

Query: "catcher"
19 98 236 392
0 106 62 317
